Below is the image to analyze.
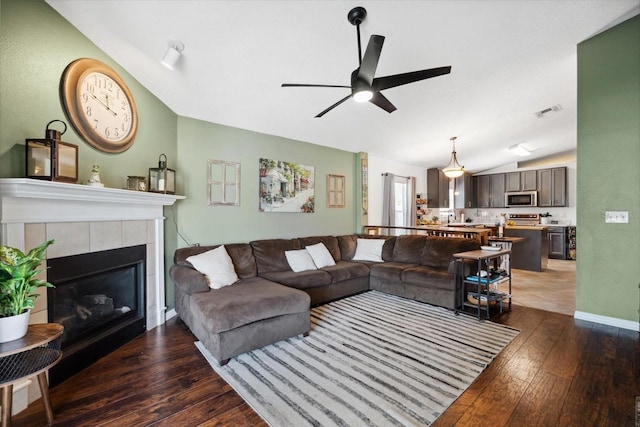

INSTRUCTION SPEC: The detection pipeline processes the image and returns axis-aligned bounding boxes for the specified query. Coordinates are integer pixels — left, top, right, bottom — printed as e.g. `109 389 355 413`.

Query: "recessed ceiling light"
509 143 532 156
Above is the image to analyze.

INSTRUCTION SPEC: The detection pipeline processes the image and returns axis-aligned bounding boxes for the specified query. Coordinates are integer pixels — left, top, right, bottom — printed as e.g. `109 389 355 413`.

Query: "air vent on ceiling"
535 104 562 118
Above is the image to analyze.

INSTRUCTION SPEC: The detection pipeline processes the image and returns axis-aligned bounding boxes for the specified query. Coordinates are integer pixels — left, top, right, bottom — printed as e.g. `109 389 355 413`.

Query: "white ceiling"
46 0 639 172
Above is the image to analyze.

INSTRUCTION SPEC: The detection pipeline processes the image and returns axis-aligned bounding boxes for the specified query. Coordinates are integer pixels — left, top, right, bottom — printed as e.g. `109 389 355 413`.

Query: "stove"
508 213 540 226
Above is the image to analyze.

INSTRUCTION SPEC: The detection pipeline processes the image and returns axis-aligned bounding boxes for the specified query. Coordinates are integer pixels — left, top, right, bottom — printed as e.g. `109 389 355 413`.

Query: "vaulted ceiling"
46 0 639 172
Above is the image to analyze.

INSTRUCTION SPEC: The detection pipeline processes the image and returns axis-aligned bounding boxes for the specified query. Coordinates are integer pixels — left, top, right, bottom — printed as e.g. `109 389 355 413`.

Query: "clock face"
61 58 138 153
78 72 134 144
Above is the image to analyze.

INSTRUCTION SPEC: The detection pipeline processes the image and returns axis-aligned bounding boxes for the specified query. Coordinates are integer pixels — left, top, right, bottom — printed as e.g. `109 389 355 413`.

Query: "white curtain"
381 173 395 226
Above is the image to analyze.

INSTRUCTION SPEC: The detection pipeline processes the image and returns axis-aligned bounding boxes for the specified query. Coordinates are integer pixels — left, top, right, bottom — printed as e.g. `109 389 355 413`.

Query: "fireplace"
0 179 182 408
47 245 147 386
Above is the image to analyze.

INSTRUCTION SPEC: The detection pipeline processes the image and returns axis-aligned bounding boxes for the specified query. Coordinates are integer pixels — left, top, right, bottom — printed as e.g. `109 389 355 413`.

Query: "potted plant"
0 239 55 343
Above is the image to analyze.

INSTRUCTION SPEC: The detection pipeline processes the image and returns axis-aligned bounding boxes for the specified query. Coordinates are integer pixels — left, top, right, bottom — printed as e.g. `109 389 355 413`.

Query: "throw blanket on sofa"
196 291 519 426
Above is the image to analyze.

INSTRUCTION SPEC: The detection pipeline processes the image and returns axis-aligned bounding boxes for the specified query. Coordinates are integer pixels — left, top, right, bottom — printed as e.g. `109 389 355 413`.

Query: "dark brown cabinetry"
454 175 476 208
506 170 537 192
475 175 490 208
427 168 450 208
475 174 505 208
538 167 567 207
490 174 505 208
547 226 567 259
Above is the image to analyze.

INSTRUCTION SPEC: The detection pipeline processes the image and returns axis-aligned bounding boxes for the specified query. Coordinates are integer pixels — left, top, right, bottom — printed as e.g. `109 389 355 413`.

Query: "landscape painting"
259 158 314 213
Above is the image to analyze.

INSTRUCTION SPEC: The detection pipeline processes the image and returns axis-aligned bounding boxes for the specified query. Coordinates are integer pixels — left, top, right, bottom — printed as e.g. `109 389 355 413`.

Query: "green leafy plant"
0 239 55 317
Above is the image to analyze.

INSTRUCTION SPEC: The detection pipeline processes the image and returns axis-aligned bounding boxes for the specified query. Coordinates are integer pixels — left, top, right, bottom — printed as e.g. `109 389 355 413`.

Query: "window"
394 177 409 226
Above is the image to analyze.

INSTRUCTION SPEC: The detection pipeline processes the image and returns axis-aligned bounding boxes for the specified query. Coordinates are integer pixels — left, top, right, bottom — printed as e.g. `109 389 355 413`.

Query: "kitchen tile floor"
509 259 576 316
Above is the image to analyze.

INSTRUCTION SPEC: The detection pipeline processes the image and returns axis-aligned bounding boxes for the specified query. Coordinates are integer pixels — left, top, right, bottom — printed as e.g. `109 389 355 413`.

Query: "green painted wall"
175 116 358 246
0 0 177 186
577 15 640 323
0 0 179 307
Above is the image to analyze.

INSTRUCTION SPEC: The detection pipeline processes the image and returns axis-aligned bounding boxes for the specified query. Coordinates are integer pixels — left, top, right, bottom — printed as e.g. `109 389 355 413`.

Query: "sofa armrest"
170 262 209 295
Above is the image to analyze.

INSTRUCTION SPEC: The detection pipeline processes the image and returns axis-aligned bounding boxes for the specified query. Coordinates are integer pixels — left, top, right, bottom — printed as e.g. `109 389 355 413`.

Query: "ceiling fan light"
353 89 373 103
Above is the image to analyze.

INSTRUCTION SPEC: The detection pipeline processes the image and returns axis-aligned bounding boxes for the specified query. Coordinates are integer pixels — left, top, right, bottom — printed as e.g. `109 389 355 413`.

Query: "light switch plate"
605 211 629 223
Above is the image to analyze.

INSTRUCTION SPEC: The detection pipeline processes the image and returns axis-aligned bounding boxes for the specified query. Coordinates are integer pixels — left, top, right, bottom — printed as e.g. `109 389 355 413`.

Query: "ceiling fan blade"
357 35 385 85
369 92 397 113
373 66 451 91
315 94 352 118
282 83 351 88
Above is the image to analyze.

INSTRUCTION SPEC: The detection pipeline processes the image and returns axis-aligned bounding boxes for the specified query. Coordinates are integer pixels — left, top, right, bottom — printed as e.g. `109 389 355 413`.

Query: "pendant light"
442 136 465 178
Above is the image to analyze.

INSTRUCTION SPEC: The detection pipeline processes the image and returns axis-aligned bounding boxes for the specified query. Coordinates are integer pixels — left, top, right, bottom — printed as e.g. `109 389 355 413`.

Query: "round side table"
0 323 63 427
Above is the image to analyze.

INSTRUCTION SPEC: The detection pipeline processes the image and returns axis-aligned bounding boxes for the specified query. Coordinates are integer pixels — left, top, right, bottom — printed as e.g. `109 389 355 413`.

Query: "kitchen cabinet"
490 174 505 208
454 175 475 208
505 227 549 271
506 170 537 192
547 226 566 259
505 170 538 191
427 168 450 208
475 175 490 208
475 174 505 208
521 170 537 191
538 167 567 207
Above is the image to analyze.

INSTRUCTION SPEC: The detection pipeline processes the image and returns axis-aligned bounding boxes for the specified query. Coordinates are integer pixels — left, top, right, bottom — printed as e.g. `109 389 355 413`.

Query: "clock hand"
103 93 118 117
89 92 117 117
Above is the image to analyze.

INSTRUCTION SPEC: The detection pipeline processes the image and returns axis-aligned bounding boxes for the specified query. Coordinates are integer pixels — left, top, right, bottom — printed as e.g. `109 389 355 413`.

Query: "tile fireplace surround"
0 178 183 411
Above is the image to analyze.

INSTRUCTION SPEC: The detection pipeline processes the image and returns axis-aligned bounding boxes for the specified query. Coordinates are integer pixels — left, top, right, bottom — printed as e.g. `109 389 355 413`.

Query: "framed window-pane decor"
207 159 240 206
327 174 345 208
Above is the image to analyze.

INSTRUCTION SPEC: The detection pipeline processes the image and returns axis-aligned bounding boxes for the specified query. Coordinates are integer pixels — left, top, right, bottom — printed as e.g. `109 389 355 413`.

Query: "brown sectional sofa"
170 234 480 365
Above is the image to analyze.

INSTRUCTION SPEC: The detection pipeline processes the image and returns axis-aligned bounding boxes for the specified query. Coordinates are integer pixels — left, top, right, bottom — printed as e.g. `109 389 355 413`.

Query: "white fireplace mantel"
0 178 184 330
0 178 183 223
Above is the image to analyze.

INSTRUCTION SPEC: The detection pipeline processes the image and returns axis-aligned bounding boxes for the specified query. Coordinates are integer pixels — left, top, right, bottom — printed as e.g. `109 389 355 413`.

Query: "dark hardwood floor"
12 305 639 426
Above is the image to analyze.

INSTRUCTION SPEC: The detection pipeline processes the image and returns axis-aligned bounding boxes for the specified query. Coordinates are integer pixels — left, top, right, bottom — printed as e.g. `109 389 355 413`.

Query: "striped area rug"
196 290 519 426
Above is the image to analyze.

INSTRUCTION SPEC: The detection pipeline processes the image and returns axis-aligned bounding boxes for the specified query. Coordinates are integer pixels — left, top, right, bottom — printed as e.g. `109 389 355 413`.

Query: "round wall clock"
60 58 138 153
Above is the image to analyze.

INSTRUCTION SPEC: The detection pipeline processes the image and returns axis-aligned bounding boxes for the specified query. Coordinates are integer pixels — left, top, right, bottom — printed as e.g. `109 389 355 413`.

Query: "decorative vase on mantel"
0 309 30 343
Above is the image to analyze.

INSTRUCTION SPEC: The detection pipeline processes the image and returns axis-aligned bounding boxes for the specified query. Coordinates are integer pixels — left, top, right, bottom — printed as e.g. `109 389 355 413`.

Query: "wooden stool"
0 324 63 426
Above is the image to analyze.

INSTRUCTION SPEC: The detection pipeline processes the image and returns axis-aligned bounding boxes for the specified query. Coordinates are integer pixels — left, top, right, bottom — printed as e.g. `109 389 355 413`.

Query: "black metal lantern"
25 120 78 183
148 153 175 194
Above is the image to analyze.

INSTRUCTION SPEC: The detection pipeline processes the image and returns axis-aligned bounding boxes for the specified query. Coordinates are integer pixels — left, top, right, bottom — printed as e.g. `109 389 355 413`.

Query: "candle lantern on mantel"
25 119 78 183
148 153 175 194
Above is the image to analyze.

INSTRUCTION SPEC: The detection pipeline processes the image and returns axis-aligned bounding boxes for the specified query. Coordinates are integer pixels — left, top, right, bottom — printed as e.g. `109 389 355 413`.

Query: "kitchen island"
505 226 549 271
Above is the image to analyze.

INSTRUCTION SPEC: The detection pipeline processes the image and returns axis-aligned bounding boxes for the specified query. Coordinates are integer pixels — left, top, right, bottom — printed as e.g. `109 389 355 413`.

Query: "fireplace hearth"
47 245 146 386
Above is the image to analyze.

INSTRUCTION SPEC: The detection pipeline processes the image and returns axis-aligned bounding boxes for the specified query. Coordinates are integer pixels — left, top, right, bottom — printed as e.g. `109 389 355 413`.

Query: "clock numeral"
85 106 92 117
82 93 89 103
113 128 120 138
85 82 95 93
104 127 110 138
93 119 98 130
123 113 129 123
121 101 128 110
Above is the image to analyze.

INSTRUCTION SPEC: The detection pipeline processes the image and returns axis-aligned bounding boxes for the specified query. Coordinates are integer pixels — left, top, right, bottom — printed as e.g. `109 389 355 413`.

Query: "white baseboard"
574 311 639 332
165 308 177 320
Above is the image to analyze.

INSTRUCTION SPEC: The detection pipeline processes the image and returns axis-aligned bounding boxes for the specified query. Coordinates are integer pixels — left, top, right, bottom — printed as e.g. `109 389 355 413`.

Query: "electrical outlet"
605 211 629 223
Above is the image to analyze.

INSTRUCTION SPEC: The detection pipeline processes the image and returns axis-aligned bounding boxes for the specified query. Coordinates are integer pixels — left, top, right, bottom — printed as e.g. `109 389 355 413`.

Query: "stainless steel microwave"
505 191 537 207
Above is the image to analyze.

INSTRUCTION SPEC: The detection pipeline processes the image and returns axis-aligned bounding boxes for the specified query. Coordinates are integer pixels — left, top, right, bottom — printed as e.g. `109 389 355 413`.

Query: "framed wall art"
208 159 241 206
327 174 345 208
259 158 314 213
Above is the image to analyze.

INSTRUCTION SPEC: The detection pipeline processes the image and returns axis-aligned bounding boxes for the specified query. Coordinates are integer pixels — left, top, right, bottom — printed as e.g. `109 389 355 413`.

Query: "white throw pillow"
305 242 336 268
285 249 318 272
352 238 385 262
186 245 239 290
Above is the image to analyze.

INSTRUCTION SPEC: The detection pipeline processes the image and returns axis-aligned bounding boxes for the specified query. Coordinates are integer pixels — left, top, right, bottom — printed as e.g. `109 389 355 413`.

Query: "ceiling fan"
282 6 451 118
